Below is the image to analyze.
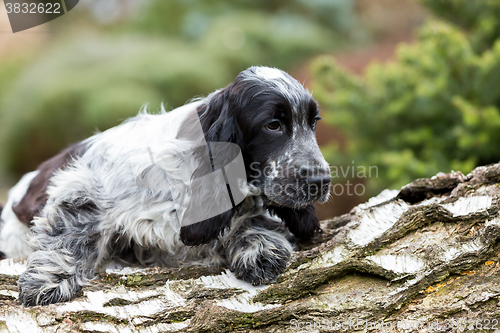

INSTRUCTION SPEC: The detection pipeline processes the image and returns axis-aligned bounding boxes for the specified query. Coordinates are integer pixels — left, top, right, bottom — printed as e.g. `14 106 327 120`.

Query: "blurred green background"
0 0 499 218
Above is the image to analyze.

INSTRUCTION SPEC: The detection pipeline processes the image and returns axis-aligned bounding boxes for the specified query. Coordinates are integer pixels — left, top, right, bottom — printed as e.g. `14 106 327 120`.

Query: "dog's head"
180 66 331 245
199 66 330 206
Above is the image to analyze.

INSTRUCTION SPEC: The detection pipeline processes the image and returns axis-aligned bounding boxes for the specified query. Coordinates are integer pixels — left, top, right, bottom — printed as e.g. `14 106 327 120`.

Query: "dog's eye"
265 120 282 132
312 116 322 130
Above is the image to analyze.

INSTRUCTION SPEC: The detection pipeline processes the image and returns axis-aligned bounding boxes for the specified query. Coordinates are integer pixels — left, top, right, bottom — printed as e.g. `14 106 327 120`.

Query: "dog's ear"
180 210 233 246
268 204 321 241
181 86 246 246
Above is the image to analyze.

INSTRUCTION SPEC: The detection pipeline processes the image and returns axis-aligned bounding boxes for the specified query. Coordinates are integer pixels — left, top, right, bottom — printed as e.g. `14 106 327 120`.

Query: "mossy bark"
2 163 500 332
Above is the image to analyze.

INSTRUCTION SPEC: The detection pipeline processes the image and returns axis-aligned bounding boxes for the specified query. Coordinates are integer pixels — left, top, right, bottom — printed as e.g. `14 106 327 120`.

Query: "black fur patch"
268 204 321 240
180 210 233 246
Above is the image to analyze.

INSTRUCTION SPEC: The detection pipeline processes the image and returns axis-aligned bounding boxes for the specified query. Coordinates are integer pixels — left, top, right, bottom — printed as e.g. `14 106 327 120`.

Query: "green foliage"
419 0 500 51
135 0 357 38
312 20 500 193
0 6 345 176
0 56 29 106
0 36 228 175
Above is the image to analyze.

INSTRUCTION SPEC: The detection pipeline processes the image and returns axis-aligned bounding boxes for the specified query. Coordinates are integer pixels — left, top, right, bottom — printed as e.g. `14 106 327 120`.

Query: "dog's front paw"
18 250 82 306
230 256 288 286
19 270 81 306
227 231 293 285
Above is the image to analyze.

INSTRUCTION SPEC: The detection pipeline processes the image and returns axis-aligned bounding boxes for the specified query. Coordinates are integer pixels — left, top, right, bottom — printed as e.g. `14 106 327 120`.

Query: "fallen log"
1 163 500 332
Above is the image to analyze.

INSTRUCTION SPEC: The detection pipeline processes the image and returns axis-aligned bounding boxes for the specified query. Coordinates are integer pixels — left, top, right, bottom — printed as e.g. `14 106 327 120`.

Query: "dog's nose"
308 176 331 187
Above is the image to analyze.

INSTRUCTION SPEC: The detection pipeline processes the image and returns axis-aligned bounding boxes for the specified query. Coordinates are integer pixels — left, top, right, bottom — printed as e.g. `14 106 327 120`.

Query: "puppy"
0 66 331 306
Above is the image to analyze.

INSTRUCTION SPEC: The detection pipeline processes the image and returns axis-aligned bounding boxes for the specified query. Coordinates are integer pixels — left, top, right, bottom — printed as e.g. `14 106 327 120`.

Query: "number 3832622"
5 2 61 14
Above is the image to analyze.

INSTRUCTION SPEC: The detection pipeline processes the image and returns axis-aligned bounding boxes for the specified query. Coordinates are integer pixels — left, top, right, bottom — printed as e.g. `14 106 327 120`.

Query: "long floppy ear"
268 204 321 241
180 87 243 246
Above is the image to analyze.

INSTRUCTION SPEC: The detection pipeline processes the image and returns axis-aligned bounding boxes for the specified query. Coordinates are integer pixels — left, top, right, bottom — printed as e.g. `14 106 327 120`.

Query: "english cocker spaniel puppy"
0 66 331 306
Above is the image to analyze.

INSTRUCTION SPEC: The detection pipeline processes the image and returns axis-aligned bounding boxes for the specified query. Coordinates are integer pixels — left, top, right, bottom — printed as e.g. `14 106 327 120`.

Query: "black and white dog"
0 66 331 306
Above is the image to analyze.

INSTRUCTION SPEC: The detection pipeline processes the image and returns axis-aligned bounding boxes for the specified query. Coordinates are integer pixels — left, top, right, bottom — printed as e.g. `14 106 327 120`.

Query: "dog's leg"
223 215 293 285
18 195 107 306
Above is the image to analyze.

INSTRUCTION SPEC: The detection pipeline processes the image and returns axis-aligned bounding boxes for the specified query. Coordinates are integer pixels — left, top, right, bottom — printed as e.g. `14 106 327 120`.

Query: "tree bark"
2 163 500 332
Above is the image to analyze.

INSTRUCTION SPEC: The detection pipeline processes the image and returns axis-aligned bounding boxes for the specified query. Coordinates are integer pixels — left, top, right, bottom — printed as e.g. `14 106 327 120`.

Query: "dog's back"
0 101 203 261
